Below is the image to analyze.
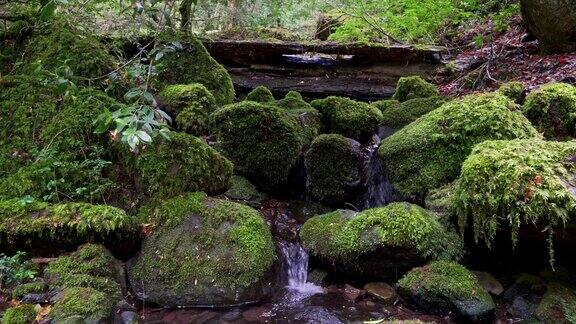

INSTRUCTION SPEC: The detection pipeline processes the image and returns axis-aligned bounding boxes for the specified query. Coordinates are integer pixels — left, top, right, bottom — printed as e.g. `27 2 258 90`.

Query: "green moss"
134 132 232 198
0 200 138 251
535 283 576 323
392 76 439 102
397 261 493 314
211 101 304 191
160 83 217 135
300 202 463 263
132 194 276 291
12 281 46 299
284 91 303 100
224 176 266 204
378 93 540 199
304 134 360 205
311 96 383 142
245 86 275 103
277 93 312 111
51 287 114 323
425 182 456 224
522 83 576 140
380 97 446 128
18 19 116 83
454 139 576 252
156 37 235 106
2 304 36 324
498 81 526 103
372 99 401 115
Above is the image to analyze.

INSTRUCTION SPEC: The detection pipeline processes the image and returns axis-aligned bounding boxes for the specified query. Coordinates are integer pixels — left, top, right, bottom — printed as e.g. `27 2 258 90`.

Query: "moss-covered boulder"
300 202 463 279
17 20 116 82
304 134 362 206
277 91 311 111
0 199 139 255
156 38 235 106
521 0 576 54
45 244 123 301
2 304 37 324
522 83 576 140
12 281 46 300
379 97 446 129
51 287 115 323
245 85 275 103
311 96 383 142
398 261 495 321
498 81 527 104
378 93 540 199
132 132 232 198
223 176 267 207
211 101 304 192
454 139 576 256
159 83 217 135
392 76 439 103
535 283 576 323
129 193 277 307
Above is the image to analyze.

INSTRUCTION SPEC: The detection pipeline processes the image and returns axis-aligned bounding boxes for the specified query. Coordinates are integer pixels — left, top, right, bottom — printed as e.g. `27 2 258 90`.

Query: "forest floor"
436 16 576 97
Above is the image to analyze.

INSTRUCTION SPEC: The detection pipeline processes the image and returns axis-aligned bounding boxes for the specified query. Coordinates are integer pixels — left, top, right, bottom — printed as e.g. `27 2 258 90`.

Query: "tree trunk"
179 0 194 32
225 0 241 30
520 0 576 54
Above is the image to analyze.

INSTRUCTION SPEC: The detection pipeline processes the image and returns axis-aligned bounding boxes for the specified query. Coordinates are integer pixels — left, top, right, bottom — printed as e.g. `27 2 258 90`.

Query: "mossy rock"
372 99 400 115
12 281 46 300
498 81 526 104
378 93 540 200
304 134 362 206
398 261 495 321
284 91 303 100
392 76 439 103
379 97 446 129
223 176 267 207
45 244 122 301
211 101 304 192
454 139 576 255
521 0 576 54
300 202 463 279
424 182 456 223
159 83 217 135
0 200 139 255
132 132 232 198
522 83 576 140
156 37 235 106
18 19 117 83
311 96 383 142
245 85 275 103
2 304 37 324
51 287 115 323
277 92 311 111
535 283 576 323
129 193 277 307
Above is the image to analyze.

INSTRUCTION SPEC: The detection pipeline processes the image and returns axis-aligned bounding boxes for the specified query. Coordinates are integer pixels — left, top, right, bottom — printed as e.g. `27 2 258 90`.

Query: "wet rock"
508 295 538 319
473 271 504 296
129 194 277 307
343 284 365 303
221 308 243 321
398 261 495 322
223 175 267 208
521 0 576 54
21 292 57 304
293 306 343 324
503 274 547 303
535 283 576 323
242 306 269 322
120 311 140 324
364 282 397 305
307 269 328 286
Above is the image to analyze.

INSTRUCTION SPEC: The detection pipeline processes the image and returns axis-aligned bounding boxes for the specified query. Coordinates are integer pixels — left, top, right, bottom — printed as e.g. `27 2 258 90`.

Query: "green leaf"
136 130 152 143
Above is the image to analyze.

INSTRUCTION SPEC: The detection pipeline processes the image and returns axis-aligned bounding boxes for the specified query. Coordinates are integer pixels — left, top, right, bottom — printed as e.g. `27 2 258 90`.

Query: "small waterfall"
278 241 323 302
358 130 398 210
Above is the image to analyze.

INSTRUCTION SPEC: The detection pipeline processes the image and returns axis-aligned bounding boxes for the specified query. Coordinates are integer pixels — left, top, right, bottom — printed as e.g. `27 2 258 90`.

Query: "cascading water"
278 241 324 302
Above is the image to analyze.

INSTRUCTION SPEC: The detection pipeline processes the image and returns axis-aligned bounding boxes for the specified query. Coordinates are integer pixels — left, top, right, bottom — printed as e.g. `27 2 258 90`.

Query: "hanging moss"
211 101 304 192
245 85 275 103
392 76 439 102
2 304 37 324
300 202 463 264
379 97 446 128
129 193 277 306
133 132 232 198
522 83 576 140
311 96 383 142
378 93 540 199
156 37 235 106
397 261 494 320
454 139 576 253
0 199 138 253
51 287 114 323
304 134 361 206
